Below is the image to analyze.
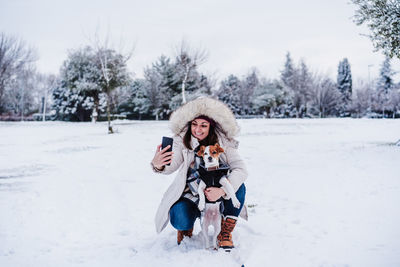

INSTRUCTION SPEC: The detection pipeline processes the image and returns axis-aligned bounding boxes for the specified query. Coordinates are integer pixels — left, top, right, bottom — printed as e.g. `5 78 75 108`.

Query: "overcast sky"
1 0 399 83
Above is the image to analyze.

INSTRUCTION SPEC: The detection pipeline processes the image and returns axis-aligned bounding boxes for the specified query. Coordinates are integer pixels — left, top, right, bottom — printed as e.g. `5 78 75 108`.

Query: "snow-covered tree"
93 47 131 132
337 58 353 104
240 69 260 114
3 67 36 119
281 52 296 90
216 75 242 115
251 78 284 117
352 0 400 59
34 73 58 121
376 56 395 117
310 76 341 118
115 79 150 119
387 86 400 118
174 40 208 104
53 47 102 121
280 53 312 117
52 46 130 122
0 33 37 114
350 80 373 118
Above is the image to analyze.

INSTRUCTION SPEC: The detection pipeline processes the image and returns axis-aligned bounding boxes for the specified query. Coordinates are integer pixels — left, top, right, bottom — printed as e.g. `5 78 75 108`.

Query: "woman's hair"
183 120 225 150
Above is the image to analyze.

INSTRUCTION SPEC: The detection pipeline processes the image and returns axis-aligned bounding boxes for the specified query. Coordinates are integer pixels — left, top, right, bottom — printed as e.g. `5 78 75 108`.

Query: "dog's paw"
232 199 241 208
198 203 205 211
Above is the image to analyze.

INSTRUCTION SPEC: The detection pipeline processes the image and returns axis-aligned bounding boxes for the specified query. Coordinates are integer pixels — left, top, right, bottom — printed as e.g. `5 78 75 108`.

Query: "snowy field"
0 119 399 267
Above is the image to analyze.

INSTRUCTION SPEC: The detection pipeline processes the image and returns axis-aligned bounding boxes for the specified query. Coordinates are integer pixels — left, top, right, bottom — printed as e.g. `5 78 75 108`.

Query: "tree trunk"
181 65 189 104
42 96 47 121
107 92 113 134
91 94 99 123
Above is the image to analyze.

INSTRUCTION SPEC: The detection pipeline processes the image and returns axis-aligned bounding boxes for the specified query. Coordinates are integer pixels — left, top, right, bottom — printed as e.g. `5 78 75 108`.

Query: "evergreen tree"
281 52 296 89
216 75 242 115
251 78 284 117
52 47 102 121
241 69 259 114
376 56 395 117
280 53 312 117
52 46 129 122
337 58 353 102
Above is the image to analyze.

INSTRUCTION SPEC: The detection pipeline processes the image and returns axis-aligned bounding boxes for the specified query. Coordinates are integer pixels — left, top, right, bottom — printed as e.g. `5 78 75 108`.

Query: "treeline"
1 32 400 121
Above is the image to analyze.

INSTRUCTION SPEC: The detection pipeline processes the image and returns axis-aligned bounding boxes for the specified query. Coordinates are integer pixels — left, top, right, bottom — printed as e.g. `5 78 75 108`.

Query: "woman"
151 97 248 250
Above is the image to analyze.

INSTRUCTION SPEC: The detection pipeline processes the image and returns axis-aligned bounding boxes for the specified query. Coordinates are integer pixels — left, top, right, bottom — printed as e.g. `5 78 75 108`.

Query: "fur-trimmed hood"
169 97 240 139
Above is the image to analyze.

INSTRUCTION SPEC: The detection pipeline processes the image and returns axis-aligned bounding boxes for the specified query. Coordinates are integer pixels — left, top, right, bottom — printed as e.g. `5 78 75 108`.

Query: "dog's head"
197 143 224 168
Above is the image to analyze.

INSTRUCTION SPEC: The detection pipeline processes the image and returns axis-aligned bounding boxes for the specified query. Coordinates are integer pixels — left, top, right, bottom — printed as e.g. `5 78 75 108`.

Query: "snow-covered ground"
0 119 399 267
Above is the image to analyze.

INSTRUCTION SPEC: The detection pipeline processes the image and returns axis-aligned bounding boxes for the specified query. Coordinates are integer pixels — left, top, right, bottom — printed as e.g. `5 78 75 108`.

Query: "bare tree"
175 40 208 104
0 32 37 113
90 30 133 133
310 74 341 118
35 73 58 121
350 79 373 118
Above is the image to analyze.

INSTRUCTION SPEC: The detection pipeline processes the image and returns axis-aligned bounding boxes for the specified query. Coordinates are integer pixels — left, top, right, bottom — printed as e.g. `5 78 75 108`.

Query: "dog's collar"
206 166 219 171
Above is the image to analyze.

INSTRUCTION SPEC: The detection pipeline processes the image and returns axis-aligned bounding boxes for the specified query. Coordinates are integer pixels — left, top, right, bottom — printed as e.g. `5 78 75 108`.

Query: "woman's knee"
222 183 246 217
169 199 199 230
235 183 246 204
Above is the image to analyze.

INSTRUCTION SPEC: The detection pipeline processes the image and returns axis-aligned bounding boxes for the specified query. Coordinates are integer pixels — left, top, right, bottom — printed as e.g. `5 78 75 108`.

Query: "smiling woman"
150 97 248 251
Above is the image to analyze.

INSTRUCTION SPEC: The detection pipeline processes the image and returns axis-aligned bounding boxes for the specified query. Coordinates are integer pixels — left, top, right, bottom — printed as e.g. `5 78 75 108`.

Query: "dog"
196 143 240 249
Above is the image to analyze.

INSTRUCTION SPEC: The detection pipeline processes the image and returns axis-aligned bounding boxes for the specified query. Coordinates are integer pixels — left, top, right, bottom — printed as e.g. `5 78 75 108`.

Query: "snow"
0 118 399 267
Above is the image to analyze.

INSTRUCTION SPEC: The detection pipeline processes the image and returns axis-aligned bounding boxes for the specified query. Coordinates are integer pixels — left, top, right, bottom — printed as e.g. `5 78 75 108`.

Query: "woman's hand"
151 144 173 170
204 187 226 202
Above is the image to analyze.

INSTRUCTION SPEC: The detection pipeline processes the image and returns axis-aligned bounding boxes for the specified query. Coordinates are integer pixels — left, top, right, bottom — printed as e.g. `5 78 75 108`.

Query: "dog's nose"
208 156 212 161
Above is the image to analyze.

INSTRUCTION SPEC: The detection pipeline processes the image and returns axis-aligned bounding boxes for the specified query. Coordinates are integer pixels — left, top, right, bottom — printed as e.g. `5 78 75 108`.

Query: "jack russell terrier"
196 143 240 249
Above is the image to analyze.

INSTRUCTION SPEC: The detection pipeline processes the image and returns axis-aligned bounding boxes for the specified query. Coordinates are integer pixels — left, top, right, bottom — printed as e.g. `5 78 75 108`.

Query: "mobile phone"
161 136 173 165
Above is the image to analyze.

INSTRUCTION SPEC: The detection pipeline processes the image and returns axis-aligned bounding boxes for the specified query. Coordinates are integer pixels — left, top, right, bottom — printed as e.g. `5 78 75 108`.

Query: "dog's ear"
215 143 224 153
197 146 205 157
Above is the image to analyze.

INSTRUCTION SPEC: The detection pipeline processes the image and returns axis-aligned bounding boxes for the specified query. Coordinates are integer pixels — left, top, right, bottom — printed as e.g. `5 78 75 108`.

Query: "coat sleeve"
151 135 185 175
224 145 248 192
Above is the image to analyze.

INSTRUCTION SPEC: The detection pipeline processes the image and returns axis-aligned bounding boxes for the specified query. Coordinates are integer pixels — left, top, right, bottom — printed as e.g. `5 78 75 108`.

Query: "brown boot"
177 228 193 245
217 217 237 251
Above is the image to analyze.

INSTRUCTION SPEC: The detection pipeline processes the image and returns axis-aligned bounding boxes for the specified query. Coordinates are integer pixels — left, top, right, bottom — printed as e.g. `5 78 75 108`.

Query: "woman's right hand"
151 144 174 170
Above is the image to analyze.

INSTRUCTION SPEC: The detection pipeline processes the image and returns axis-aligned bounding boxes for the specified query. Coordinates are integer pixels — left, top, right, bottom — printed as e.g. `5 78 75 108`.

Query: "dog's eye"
212 151 217 154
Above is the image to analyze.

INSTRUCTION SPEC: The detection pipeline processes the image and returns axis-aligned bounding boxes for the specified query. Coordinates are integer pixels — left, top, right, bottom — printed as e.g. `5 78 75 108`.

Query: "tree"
337 58 353 102
387 87 400 118
349 80 373 117
53 46 130 123
93 45 132 133
352 0 400 59
174 40 208 104
0 33 37 113
3 67 36 119
280 53 312 117
281 52 296 89
241 69 260 114
216 75 242 115
376 56 395 117
251 78 284 117
143 65 170 120
310 76 341 118
53 47 103 121
35 73 58 121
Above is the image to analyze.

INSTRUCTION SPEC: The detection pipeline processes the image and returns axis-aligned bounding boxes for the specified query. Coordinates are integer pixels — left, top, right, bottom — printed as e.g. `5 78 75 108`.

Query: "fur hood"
169 97 240 139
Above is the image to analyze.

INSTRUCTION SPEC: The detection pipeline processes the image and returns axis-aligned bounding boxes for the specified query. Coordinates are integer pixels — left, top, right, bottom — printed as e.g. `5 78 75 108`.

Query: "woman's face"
191 118 210 141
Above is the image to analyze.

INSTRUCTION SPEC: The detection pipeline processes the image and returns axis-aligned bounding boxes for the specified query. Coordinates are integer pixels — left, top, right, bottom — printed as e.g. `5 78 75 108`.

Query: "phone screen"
161 137 173 165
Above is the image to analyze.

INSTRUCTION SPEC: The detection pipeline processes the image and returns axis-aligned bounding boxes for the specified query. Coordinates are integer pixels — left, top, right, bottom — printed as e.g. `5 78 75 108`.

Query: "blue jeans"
169 184 246 231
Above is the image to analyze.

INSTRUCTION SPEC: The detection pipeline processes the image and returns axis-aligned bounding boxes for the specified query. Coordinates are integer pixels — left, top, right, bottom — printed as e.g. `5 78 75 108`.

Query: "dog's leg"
202 206 210 249
198 181 207 211
209 203 222 249
220 177 241 208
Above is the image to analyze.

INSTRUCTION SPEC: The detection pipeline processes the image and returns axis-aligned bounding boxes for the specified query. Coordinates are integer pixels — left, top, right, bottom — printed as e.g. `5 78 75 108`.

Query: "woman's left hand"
205 187 226 202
